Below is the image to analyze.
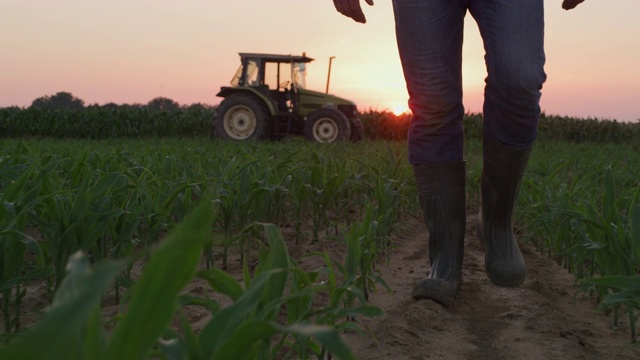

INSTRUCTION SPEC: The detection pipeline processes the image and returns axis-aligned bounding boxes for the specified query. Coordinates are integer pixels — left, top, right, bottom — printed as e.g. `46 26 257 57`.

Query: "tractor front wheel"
304 109 351 143
214 94 270 141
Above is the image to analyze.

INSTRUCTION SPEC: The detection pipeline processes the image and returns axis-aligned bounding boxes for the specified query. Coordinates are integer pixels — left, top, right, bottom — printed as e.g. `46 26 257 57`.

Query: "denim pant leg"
469 0 547 148
393 0 467 165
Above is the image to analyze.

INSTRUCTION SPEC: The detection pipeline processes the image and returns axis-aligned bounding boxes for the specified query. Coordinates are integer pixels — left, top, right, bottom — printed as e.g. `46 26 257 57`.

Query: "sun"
392 104 409 116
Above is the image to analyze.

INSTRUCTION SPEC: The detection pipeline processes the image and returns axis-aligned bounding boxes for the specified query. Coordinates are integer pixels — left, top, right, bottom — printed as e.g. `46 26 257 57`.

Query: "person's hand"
562 0 585 10
333 0 374 24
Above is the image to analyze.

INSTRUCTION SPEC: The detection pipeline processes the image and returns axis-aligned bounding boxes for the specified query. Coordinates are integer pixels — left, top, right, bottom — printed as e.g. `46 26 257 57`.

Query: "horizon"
1 1 638 123
10 90 639 125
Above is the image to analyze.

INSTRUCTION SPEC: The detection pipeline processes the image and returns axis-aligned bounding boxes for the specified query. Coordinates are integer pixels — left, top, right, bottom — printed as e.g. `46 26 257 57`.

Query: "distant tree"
185 102 213 111
31 91 85 110
101 102 121 110
147 97 180 111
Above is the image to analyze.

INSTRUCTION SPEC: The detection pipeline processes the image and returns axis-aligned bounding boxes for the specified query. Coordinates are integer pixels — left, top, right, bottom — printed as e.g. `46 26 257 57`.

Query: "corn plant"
527 168 639 276
0 151 57 335
34 167 133 288
343 202 393 302
579 275 640 343
196 222 382 359
523 166 640 340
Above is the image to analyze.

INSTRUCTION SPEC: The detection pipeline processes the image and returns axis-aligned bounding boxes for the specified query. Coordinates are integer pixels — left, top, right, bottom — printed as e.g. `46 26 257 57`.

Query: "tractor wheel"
304 109 351 143
214 94 270 141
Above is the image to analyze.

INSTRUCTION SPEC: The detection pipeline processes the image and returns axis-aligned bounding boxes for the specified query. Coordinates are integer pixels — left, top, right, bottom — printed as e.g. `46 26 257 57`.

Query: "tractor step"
273 114 296 137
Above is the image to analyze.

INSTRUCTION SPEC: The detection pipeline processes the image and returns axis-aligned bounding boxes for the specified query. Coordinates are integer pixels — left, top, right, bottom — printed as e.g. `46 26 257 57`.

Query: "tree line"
21 91 213 112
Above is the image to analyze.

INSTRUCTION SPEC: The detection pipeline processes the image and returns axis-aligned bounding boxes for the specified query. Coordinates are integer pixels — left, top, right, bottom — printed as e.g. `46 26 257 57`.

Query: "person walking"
333 0 585 306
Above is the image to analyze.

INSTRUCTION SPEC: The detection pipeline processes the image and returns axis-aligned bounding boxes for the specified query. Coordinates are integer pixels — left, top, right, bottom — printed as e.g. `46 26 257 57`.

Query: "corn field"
0 137 414 359
0 108 639 357
1 106 639 143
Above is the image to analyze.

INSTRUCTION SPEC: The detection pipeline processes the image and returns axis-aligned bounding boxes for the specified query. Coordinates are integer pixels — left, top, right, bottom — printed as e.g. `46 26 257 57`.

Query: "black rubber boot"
411 161 466 307
478 136 531 287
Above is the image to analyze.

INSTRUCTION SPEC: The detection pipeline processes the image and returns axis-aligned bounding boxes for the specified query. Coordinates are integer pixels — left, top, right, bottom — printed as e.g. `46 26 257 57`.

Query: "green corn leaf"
68 174 91 222
285 323 356 360
104 195 215 360
1 165 32 202
211 320 278 360
369 273 393 293
326 304 385 319
197 268 245 301
600 289 640 308
345 226 361 280
629 184 640 260
178 310 205 360
84 309 107 360
583 275 640 291
0 265 55 293
198 269 283 359
177 294 220 313
602 167 617 222
259 223 290 306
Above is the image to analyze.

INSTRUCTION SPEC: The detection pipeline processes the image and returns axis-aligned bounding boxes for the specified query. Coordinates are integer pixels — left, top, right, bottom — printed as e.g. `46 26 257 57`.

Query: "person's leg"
469 0 546 286
393 0 467 165
470 0 546 147
393 0 467 306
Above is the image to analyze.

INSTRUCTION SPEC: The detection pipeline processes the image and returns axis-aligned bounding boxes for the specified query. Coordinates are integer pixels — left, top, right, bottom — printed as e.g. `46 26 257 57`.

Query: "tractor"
214 53 363 143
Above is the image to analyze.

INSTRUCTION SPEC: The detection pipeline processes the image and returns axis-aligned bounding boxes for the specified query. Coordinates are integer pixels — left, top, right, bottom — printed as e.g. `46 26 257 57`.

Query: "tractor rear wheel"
304 109 351 143
214 94 270 141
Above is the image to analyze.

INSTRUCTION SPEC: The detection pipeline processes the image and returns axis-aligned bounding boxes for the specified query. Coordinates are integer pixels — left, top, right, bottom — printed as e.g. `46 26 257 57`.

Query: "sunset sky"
1 0 638 122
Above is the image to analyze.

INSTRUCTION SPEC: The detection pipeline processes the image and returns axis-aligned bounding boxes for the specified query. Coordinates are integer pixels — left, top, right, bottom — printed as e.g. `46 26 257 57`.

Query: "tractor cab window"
230 59 260 86
230 65 243 86
244 60 260 86
264 62 293 91
292 62 307 90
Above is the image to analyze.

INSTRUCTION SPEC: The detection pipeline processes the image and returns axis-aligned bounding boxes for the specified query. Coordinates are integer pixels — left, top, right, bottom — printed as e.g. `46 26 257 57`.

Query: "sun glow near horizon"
392 104 409 116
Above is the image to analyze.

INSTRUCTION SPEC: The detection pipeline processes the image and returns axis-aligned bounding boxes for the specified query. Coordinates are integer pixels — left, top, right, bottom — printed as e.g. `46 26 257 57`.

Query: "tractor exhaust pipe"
326 56 335 94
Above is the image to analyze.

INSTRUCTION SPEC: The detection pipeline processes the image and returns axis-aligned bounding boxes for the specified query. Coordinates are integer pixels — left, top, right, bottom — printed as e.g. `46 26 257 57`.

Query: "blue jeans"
393 0 547 165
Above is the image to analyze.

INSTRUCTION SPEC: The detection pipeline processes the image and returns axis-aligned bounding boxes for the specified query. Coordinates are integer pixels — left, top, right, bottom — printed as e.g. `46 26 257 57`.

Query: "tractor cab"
228 53 312 113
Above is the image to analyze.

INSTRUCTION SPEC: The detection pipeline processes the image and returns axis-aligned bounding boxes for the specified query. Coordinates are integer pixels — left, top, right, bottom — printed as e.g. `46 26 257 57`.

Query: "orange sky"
1 0 638 122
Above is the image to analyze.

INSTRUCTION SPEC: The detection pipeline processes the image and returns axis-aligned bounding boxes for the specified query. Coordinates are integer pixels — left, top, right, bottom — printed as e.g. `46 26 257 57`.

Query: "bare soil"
13 214 640 359
340 215 639 360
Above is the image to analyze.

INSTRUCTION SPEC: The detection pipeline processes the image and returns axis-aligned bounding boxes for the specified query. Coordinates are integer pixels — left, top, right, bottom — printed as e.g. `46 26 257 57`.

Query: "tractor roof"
238 53 314 63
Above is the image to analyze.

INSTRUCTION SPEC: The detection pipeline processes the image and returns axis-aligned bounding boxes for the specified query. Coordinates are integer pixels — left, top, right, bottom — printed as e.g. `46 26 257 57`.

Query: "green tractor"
214 53 363 143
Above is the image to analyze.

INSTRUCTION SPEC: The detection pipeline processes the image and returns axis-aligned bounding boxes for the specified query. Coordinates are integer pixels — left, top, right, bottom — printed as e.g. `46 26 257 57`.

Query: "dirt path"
343 215 639 360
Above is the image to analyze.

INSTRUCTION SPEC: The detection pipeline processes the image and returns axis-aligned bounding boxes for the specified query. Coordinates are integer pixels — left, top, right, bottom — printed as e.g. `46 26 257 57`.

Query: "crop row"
0 106 214 139
1 106 639 143
519 141 640 342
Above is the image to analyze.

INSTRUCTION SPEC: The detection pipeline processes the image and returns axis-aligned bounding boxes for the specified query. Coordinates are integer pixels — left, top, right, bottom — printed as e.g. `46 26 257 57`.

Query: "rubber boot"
478 136 531 287
411 161 466 306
